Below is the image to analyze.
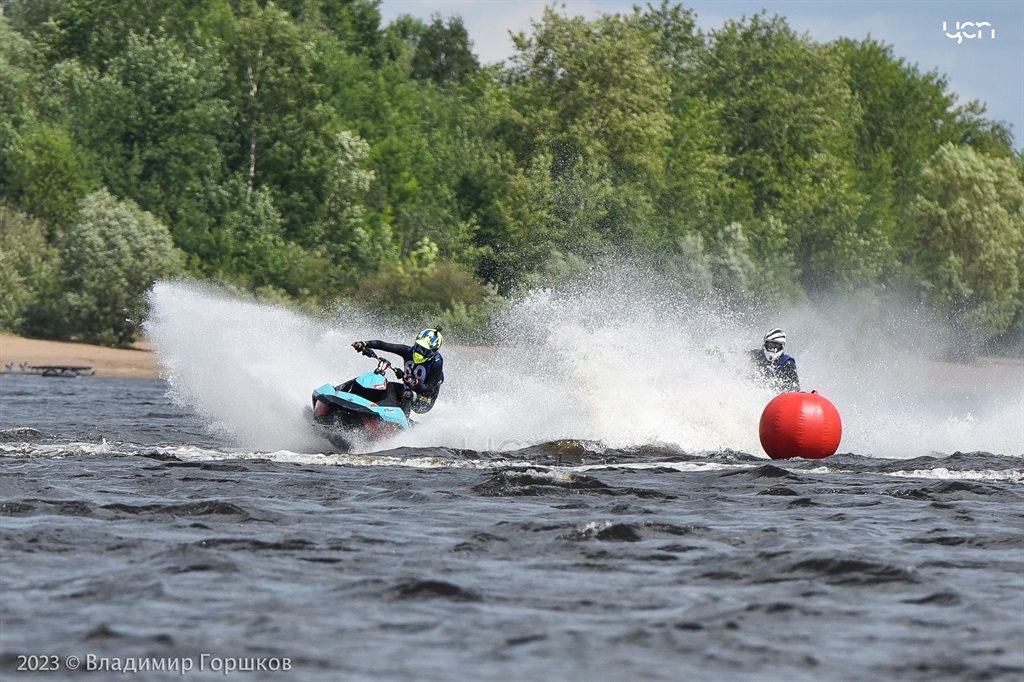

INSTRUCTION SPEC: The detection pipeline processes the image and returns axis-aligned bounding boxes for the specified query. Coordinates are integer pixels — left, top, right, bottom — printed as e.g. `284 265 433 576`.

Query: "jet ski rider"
352 328 444 414
749 327 800 393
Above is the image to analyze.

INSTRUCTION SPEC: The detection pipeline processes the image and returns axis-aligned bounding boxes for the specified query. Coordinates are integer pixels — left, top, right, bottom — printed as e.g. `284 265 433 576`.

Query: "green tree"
636 2 734 256
0 0 70 38
101 32 231 255
463 144 561 290
835 37 961 263
314 129 393 279
710 221 758 301
205 179 332 298
0 14 39 117
347 61 451 270
1 17 99 233
3 122 98 229
836 40 958 190
274 0 383 56
0 203 61 334
911 143 1024 355
697 13 871 292
834 37 1017 287
31 32 231 257
226 0 341 241
0 15 44 196
507 7 672 257
36 0 168 68
410 14 479 86
4 0 1020 349
510 7 671 178
59 188 183 346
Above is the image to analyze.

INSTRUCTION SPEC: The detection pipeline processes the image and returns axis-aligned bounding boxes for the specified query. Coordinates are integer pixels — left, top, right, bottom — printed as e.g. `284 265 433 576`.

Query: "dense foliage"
0 0 1020 352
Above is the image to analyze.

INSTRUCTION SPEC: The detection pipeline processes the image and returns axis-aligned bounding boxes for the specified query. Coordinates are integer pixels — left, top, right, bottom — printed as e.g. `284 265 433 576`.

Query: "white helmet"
763 328 786 361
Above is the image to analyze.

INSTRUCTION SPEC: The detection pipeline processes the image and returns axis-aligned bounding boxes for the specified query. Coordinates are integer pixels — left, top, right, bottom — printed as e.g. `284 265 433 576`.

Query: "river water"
1 281 1022 680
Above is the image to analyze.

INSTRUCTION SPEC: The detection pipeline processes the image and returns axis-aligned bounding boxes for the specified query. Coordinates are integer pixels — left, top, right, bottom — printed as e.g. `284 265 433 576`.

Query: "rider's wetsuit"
364 341 444 413
749 348 800 393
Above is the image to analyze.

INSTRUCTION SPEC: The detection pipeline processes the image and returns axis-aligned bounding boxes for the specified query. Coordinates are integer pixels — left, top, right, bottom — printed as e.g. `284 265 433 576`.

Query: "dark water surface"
2 377 1023 681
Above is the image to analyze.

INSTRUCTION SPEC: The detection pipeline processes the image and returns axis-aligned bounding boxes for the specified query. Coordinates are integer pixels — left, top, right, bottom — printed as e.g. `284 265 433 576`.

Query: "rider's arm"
364 340 412 357
780 357 800 391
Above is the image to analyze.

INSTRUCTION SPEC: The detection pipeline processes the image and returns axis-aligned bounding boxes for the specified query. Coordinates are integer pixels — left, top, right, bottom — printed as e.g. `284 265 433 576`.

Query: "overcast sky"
379 0 1024 148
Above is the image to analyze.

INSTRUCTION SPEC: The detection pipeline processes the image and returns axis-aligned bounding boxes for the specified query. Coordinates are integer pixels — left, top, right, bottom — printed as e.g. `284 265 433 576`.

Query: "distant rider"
352 328 445 414
749 328 800 393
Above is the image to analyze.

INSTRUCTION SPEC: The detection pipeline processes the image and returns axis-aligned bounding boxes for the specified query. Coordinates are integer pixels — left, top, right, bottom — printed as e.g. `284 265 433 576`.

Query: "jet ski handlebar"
360 348 406 381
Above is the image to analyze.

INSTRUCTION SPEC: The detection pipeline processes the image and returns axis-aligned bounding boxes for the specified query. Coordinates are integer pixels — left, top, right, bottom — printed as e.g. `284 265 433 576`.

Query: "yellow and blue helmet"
412 328 443 364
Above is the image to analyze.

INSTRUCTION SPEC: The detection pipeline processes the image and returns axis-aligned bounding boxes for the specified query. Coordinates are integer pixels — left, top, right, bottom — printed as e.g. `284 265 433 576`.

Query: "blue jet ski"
311 350 411 451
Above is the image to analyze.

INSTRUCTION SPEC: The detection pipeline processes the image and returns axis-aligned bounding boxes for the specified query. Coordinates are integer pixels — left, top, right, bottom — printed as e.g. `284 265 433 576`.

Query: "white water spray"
144 278 1023 458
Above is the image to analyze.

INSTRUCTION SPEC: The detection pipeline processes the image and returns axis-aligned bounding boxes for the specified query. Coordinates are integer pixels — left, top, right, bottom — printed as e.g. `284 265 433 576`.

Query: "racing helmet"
763 328 786 361
412 328 443 364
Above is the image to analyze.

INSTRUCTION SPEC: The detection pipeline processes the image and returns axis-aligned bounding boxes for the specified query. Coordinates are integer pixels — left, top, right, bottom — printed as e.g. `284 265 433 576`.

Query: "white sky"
379 0 1024 148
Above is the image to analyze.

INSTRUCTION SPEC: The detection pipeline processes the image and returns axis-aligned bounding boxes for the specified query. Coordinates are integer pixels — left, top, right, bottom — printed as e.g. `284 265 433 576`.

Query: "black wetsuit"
749 349 800 393
364 341 444 413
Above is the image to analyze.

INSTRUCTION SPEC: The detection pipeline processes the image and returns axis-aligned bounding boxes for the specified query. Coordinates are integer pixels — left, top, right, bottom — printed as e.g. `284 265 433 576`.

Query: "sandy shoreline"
0 334 161 379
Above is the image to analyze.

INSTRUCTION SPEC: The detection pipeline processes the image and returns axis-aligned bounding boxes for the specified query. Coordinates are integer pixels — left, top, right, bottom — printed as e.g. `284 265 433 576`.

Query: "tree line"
0 0 1021 355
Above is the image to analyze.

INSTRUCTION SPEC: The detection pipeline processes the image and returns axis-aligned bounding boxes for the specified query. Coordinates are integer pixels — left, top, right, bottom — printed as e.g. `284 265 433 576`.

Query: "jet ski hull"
311 376 410 452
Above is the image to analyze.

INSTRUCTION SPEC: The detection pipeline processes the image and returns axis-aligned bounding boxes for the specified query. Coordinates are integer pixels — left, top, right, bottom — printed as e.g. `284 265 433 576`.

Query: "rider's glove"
352 341 366 352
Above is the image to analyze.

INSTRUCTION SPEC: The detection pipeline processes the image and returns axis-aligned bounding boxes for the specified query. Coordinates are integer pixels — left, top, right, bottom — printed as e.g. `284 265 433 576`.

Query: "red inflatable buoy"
759 390 842 460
